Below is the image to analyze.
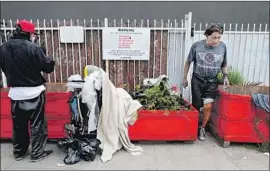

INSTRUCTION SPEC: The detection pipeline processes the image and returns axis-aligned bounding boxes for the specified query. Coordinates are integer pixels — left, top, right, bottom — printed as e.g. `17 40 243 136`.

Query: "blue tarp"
251 94 270 113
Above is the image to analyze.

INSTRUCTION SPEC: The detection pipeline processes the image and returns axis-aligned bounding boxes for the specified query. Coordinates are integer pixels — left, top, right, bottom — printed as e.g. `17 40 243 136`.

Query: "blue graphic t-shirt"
187 39 227 79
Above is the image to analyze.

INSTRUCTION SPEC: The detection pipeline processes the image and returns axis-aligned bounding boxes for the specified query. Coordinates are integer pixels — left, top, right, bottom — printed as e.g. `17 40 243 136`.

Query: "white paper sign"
59 26 84 43
102 27 150 60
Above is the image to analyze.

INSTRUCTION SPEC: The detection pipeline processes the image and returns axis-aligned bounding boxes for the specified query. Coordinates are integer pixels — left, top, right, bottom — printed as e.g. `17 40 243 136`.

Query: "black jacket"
0 36 55 87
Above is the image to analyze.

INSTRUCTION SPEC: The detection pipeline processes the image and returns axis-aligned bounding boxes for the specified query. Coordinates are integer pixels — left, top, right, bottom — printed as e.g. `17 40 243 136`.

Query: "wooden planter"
209 85 269 147
128 103 199 142
0 84 71 140
1 84 199 142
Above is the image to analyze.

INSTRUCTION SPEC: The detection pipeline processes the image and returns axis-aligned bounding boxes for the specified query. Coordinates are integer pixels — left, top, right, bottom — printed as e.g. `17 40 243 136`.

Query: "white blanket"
97 69 143 163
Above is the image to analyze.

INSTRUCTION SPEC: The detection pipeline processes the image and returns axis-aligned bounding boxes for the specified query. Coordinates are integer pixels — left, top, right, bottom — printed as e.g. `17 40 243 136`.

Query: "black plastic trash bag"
85 138 103 155
85 138 101 148
78 142 96 161
63 147 80 165
78 139 102 161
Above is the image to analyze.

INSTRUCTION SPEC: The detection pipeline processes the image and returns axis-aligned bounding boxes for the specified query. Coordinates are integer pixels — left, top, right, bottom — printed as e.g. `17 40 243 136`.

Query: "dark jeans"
191 74 218 126
11 91 48 158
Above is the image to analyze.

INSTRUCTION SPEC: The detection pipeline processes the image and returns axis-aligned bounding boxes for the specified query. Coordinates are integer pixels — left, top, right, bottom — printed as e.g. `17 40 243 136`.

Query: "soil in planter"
221 85 269 95
131 80 191 111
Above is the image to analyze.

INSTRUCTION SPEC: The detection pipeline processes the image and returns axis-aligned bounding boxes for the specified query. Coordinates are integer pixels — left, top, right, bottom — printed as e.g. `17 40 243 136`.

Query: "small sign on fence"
60 26 84 43
102 27 150 60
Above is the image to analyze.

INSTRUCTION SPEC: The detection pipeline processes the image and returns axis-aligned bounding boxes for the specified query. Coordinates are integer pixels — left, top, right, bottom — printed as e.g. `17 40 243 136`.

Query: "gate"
0 13 192 98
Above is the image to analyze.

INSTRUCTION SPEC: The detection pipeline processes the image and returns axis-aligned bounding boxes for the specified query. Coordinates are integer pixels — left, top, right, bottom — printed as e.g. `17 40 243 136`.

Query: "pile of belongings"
58 136 102 165
58 65 143 165
58 72 102 165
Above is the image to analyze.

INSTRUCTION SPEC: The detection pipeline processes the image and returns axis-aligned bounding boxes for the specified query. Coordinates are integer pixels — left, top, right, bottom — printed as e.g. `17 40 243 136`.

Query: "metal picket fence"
1 12 269 100
0 14 191 93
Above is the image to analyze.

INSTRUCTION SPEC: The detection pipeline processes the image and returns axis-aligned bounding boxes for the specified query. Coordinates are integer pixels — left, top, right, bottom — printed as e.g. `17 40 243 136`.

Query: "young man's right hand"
182 78 188 88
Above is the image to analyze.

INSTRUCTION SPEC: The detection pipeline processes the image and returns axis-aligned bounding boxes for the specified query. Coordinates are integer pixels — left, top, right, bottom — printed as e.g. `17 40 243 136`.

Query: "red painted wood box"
1 84 199 142
0 84 71 140
128 103 199 141
0 91 71 139
210 86 269 147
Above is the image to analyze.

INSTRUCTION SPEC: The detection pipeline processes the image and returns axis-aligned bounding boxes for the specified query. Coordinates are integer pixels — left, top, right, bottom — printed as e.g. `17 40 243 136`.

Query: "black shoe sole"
30 151 53 163
15 156 25 161
198 138 206 141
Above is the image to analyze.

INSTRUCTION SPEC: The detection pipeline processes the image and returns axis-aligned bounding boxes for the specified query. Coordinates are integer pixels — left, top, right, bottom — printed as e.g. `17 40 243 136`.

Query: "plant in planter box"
212 66 269 149
131 79 191 111
217 66 262 86
129 78 199 142
217 66 244 85
128 77 199 141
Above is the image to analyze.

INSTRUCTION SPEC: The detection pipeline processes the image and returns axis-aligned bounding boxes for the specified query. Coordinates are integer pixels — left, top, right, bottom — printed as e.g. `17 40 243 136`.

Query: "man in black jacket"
0 20 55 162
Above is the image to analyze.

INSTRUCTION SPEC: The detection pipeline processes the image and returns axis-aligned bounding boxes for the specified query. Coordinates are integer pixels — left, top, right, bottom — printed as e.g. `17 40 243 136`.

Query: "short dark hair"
13 24 31 40
204 24 224 36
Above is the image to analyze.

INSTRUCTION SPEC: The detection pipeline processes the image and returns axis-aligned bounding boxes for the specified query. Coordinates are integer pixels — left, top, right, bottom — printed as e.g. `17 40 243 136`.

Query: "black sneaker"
198 126 206 141
30 150 53 162
15 151 29 161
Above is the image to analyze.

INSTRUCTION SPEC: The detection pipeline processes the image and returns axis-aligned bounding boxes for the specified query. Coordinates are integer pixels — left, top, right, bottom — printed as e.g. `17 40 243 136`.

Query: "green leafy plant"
217 66 262 86
132 80 191 111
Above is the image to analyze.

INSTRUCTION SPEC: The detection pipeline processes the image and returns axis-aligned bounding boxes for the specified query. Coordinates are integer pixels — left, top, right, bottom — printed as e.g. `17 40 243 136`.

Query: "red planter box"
128 104 199 141
0 91 71 140
210 87 269 147
1 90 199 142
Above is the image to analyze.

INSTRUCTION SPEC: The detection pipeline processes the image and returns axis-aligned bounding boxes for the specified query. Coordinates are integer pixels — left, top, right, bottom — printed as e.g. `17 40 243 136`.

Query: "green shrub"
217 66 262 86
132 80 191 110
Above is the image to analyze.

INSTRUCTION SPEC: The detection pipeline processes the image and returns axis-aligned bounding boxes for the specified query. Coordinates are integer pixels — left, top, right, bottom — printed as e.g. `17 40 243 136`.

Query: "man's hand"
224 76 230 88
182 60 191 89
221 67 229 88
182 77 188 88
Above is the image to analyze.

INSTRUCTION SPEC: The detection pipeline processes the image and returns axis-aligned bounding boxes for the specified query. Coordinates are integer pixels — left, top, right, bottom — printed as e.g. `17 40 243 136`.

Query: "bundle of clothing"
58 65 143 165
252 94 269 113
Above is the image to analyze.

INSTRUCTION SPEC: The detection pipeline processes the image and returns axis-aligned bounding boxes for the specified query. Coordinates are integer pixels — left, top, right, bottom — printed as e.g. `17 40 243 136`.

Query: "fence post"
183 12 193 102
104 18 109 75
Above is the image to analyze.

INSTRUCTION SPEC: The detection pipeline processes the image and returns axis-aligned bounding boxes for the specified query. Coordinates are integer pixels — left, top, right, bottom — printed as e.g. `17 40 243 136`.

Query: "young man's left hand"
224 77 230 88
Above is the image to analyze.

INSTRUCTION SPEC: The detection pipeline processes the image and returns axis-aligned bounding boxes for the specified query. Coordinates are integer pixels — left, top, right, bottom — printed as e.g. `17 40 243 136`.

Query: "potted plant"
209 67 269 148
217 66 262 86
128 78 199 142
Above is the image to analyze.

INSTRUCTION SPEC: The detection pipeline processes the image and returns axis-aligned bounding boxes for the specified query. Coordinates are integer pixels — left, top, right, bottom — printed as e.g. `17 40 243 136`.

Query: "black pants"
191 74 218 126
11 91 48 158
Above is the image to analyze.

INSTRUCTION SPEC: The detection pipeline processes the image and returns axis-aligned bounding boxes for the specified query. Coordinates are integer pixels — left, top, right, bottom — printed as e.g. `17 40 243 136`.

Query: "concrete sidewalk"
1 134 269 170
